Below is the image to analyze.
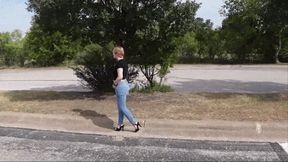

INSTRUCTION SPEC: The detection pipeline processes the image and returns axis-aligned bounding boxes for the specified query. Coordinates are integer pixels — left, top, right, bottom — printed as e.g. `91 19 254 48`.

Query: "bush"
72 43 139 92
131 82 173 93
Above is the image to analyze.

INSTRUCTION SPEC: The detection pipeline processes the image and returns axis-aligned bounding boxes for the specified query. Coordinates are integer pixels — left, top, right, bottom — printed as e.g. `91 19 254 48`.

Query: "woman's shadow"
72 109 114 130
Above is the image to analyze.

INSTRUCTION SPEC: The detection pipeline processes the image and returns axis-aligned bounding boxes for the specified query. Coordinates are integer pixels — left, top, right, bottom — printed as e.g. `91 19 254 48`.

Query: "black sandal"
134 122 142 132
115 124 124 131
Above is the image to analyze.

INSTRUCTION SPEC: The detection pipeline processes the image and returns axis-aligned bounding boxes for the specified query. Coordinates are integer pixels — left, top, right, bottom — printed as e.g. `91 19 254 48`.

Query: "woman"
112 46 141 132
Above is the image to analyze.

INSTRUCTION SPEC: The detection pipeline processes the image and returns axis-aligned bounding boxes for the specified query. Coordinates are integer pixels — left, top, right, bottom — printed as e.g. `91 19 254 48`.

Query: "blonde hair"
113 46 125 58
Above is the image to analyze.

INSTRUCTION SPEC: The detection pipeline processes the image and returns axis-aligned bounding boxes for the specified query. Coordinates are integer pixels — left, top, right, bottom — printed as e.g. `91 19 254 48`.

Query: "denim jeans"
115 80 137 125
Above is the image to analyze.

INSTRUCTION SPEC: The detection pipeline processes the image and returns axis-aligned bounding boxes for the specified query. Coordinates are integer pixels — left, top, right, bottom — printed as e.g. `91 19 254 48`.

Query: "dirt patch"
0 91 287 121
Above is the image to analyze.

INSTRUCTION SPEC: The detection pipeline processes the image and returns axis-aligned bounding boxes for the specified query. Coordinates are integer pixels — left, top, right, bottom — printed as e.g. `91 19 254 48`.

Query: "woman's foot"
115 124 124 131
134 122 142 132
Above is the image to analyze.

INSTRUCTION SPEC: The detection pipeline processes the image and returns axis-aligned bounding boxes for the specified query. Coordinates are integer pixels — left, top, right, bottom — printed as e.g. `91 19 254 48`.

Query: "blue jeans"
115 80 137 125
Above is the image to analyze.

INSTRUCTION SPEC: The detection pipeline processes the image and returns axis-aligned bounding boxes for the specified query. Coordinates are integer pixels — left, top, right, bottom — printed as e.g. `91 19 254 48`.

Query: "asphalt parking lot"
0 65 287 93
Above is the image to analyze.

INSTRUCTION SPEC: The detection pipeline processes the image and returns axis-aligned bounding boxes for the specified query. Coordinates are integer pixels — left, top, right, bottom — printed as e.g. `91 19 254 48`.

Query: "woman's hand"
112 80 117 89
113 68 123 87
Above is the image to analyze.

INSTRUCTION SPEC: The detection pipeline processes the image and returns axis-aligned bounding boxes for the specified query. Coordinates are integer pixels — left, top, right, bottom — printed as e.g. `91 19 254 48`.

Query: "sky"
0 0 33 34
195 0 225 28
0 0 225 34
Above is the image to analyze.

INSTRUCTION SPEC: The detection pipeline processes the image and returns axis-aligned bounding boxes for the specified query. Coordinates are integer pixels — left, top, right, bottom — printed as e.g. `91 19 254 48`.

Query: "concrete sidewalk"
0 112 287 143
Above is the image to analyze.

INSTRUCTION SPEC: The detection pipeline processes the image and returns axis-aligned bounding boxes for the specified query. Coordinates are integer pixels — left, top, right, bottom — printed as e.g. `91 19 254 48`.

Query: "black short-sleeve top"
113 59 128 80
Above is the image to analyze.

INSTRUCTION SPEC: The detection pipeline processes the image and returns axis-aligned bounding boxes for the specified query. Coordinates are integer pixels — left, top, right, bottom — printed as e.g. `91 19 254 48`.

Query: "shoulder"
116 60 127 68
117 60 128 66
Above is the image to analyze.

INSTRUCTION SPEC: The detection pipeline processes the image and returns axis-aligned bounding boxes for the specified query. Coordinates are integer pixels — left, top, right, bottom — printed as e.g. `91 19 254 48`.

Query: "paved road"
166 64 288 93
0 65 287 93
0 67 85 92
0 127 287 161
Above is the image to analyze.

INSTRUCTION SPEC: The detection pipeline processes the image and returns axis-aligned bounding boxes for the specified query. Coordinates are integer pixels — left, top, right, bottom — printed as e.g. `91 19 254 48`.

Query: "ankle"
119 124 124 127
115 124 124 131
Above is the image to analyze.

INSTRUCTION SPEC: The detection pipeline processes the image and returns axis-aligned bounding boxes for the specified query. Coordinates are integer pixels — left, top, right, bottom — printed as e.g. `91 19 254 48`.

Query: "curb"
0 112 287 142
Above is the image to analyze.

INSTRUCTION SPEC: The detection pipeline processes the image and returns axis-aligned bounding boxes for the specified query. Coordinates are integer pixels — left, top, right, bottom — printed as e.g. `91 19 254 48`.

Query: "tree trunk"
140 65 156 88
159 77 163 86
275 31 282 64
275 38 281 64
275 25 288 64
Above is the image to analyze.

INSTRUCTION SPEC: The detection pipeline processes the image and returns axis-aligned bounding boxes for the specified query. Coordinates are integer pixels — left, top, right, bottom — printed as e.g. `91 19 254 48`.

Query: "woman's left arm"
113 68 123 86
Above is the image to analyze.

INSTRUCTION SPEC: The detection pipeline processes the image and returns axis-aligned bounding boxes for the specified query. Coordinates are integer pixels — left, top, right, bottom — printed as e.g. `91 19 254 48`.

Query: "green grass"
131 82 173 93
0 91 287 121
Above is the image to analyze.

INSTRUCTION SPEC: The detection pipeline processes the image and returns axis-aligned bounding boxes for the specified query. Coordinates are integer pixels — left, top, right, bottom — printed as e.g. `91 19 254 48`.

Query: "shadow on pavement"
72 109 114 130
172 79 288 94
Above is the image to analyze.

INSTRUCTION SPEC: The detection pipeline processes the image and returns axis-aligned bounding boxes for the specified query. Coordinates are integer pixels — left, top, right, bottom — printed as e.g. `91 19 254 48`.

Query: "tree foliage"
0 30 25 66
221 0 288 63
27 0 200 88
24 24 81 66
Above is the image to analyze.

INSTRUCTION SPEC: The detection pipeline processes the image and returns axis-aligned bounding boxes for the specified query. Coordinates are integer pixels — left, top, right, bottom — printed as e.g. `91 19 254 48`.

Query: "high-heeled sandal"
115 124 124 131
134 122 142 132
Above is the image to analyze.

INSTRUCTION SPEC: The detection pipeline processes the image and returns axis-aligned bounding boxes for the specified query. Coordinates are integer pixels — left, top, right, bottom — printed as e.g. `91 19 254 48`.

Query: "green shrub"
72 43 139 92
131 82 173 93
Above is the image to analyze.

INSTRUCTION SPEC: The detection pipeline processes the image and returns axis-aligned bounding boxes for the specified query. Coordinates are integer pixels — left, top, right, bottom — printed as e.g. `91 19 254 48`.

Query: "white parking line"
279 143 288 153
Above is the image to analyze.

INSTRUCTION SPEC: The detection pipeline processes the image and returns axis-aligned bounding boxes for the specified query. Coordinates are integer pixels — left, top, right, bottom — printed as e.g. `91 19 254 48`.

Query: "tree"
24 23 81 66
194 19 213 62
27 0 200 88
0 30 26 66
207 29 227 63
261 0 288 63
221 0 265 63
124 1 200 87
221 0 288 63
172 31 198 63
221 12 261 63
0 32 11 66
